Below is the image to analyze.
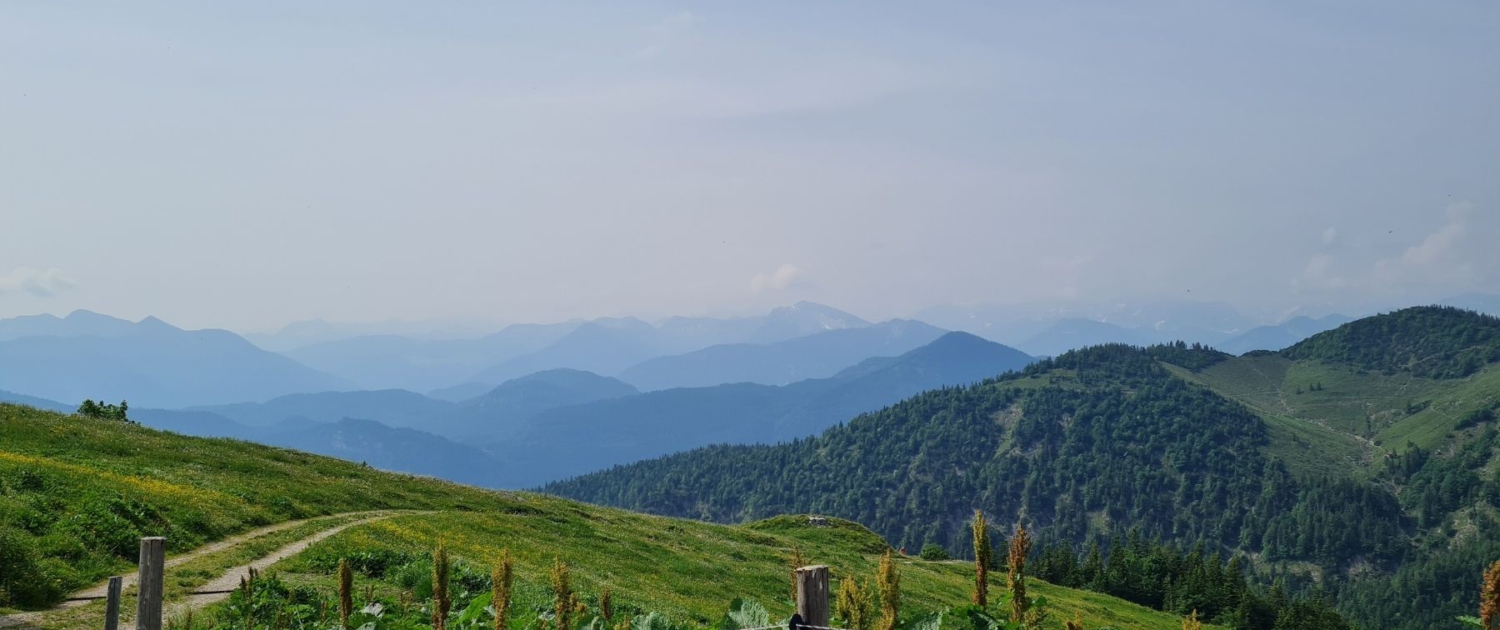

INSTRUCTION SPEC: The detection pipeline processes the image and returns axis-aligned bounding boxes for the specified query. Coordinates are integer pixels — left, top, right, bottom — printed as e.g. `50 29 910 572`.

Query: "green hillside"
549 308 1500 630
1281 305 1500 379
0 403 1205 630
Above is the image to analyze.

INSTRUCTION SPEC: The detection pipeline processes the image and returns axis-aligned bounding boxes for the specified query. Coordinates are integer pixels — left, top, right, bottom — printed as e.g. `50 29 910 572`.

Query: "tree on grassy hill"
77 399 130 422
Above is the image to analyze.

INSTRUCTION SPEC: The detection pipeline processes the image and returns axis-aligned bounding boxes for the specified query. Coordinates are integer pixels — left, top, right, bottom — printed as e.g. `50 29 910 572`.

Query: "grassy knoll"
0 402 526 608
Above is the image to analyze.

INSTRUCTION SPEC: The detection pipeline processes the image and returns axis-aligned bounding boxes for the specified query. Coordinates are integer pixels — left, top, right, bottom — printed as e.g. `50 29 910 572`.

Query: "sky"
2 1 1497 332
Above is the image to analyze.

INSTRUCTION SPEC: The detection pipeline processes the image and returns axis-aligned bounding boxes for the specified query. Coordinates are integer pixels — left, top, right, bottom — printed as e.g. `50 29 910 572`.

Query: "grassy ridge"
0 402 524 607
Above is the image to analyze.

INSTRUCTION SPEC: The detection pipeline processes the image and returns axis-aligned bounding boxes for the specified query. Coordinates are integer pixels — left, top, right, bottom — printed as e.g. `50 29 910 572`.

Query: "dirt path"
0 511 411 629
166 512 404 615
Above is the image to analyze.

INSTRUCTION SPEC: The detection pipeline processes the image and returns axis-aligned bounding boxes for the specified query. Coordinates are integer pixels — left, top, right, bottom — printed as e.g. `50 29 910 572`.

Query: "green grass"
1173 356 1500 477
0 403 1207 630
272 510 1211 630
0 402 537 607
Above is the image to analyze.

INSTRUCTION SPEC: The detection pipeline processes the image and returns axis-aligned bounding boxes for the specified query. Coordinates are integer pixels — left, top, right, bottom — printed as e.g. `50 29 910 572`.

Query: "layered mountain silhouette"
617 319 946 391
485 331 1032 486
0 311 349 408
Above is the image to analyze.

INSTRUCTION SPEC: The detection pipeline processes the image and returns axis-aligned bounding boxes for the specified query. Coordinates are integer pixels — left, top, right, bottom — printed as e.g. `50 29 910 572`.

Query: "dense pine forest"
548 307 1500 630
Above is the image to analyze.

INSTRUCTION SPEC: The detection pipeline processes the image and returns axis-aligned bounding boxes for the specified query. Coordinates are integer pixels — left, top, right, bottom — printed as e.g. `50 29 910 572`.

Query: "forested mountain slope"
548 308 1500 629
548 344 1403 562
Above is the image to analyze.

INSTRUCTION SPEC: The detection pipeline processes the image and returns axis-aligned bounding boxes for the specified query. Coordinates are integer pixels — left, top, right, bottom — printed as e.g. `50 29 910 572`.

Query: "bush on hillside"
919 544 950 561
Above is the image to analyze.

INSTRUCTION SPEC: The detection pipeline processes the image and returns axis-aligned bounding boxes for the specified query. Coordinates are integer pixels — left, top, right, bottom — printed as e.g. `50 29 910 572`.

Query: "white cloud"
1295 202 1485 295
1294 253 1345 289
0 267 76 297
751 263 806 293
1372 202 1477 287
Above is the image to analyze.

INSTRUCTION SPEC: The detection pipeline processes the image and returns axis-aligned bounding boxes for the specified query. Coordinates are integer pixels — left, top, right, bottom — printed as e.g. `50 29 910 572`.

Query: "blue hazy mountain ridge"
426 369 639 439
0 309 141 341
487 331 1033 487
467 303 874 388
191 389 458 428
130 408 504 488
616 319 947 391
1214 315 1356 355
0 312 350 408
914 299 1257 347
288 302 870 393
0 390 72 413
284 321 582 392
169 369 639 442
1016 318 1157 357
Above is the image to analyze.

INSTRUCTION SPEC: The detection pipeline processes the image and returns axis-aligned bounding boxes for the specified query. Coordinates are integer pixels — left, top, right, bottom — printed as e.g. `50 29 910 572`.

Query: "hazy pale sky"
2 1 1497 331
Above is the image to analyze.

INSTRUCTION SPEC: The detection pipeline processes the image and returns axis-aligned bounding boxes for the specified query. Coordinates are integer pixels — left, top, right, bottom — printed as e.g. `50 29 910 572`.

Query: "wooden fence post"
136 537 165 630
794 565 829 628
104 576 123 630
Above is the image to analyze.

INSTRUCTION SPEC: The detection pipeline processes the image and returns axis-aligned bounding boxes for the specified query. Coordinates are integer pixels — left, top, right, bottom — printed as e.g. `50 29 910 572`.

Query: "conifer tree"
1081 541 1104 590
876 551 900 630
433 546 452 630
600 589 613 623
493 550 514 630
972 510 992 607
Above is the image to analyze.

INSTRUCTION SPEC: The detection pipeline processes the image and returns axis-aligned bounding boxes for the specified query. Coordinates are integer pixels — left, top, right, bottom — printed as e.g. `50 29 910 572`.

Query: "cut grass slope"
0 404 1203 629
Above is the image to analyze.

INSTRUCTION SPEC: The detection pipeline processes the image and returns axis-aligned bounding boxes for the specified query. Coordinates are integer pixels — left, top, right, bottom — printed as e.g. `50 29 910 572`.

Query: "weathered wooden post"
104 576 123 630
136 537 165 630
794 565 830 629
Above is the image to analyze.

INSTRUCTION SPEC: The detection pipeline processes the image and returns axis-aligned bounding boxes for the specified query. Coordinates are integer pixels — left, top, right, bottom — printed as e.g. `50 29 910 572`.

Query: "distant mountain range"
0 311 349 408
1213 314 1355 355
110 331 1031 488
617 319 946 391
484 331 1033 486
131 409 504 488
285 302 870 392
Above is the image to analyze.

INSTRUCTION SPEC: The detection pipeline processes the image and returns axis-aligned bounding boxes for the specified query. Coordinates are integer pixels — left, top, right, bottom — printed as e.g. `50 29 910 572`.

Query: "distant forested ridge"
547 344 1403 564
1282 305 1500 378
